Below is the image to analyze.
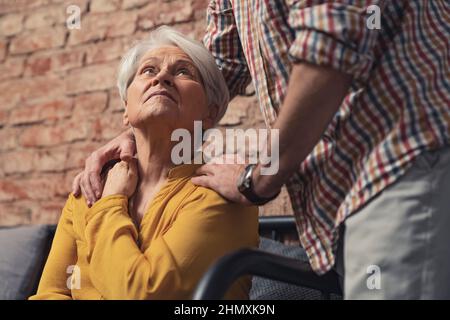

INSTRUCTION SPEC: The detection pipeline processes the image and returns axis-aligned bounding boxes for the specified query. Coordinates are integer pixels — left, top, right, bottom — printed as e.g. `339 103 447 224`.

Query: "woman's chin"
132 112 176 129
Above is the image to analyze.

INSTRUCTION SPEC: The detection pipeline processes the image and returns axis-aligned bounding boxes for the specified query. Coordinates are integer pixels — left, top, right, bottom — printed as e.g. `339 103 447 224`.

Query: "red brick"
108 88 125 112
21 174 65 200
23 0 89 29
1 150 35 175
175 19 207 42
63 169 82 191
67 20 106 46
25 47 85 75
0 79 26 111
92 112 126 141
9 26 66 54
67 11 137 46
0 201 33 226
65 62 117 94
192 0 209 11
258 186 294 216
0 146 68 175
84 38 124 65
0 75 65 113
0 128 19 151
24 73 65 99
9 97 73 125
24 5 63 29
218 96 254 126
0 180 29 201
0 0 51 15
122 0 148 10
0 13 24 37
0 39 7 62
108 11 139 38
33 146 69 172
0 174 68 204
32 199 67 224
19 119 91 147
90 0 121 13
73 92 108 117
0 56 25 81
65 141 101 170
0 110 8 126
138 1 194 30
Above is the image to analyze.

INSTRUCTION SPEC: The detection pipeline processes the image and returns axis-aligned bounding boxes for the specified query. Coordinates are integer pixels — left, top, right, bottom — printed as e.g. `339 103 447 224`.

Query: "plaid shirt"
204 0 450 274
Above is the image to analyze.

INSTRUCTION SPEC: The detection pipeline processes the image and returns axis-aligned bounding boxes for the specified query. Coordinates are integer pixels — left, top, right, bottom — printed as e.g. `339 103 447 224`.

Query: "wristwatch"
237 164 280 205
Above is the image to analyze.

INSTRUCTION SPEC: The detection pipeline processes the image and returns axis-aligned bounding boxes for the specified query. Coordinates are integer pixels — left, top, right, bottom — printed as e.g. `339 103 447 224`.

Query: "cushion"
0 224 55 300
250 237 342 300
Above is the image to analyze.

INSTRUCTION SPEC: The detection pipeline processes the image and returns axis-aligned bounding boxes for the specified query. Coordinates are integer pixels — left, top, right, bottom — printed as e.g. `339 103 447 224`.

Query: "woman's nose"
151 69 173 87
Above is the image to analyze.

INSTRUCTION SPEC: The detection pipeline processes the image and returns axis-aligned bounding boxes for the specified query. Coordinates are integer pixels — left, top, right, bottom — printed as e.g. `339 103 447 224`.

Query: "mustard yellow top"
29 164 259 300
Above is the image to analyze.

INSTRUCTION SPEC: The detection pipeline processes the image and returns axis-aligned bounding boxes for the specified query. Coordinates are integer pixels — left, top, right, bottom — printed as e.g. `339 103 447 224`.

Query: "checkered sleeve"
204 0 252 99
288 0 386 83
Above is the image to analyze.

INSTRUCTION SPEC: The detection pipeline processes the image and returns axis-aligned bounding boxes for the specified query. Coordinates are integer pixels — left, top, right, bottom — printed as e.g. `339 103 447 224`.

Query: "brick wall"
0 0 292 226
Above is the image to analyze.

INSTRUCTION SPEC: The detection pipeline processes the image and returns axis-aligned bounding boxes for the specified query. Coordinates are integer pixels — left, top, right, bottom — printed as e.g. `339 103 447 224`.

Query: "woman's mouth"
146 90 177 104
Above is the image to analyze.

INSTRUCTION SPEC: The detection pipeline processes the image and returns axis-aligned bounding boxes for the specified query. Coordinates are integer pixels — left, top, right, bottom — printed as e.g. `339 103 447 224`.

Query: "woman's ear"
203 104 220 130
122 101 130 126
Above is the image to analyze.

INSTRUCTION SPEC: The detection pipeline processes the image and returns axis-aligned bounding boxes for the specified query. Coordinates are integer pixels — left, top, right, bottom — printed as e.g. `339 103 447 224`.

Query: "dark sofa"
0 217 342 300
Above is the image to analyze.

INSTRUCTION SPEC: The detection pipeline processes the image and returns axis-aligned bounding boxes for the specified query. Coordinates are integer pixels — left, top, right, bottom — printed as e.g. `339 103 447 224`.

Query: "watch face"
237 165 251 192
237 168 246 191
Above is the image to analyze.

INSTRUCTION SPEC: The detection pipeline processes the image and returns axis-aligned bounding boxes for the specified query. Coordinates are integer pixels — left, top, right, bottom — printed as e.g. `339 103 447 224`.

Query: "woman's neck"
133 126 176 188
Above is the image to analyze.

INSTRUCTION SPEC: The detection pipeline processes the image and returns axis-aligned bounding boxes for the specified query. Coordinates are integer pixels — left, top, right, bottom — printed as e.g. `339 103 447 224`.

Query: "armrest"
258 215 297 241
193 248 342 300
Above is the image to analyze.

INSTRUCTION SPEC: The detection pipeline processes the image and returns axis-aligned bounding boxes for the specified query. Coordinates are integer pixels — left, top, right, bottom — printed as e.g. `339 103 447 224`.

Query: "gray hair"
117 26 229 123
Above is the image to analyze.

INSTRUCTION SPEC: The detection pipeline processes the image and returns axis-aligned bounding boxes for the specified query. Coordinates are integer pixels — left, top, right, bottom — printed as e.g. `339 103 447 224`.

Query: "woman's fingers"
128 158 138 176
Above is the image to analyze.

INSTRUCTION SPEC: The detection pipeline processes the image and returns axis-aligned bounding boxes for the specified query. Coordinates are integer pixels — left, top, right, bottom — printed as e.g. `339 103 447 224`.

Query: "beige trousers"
335 145 450 299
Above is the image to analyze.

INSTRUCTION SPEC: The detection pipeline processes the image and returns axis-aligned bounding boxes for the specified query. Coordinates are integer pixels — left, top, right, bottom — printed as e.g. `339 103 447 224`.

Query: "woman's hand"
102 160 138 198
71 129 136 206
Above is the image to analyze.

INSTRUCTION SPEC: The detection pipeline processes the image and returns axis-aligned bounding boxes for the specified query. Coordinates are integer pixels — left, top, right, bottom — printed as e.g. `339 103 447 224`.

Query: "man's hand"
72 128 136 206
102 160 138 198
191 162 252 205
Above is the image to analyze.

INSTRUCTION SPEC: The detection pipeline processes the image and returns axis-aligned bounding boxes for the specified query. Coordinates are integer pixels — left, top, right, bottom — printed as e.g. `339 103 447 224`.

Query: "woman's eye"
176 68 191 76
142 67 157 75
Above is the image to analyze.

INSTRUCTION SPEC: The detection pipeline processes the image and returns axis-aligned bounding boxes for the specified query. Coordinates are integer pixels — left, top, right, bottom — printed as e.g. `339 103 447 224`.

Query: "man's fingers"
119 139 136 162
80 182 87 205
190 176 213 189
85 151 108 198
80 174 96 206
195 164 216 176
85 152 106 177
72 173 82 197
89 173 103 199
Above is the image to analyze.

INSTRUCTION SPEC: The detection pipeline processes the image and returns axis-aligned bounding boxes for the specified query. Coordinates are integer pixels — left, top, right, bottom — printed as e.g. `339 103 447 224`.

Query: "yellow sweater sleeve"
84 190 258 300
28 195 78 300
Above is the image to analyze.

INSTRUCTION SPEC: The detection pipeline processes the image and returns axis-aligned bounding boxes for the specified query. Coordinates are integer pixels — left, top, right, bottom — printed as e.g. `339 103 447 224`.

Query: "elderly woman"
29 26 259 300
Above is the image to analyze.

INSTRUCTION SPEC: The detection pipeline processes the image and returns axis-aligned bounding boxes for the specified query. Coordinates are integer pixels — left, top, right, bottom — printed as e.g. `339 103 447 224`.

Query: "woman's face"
124 45 217 133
